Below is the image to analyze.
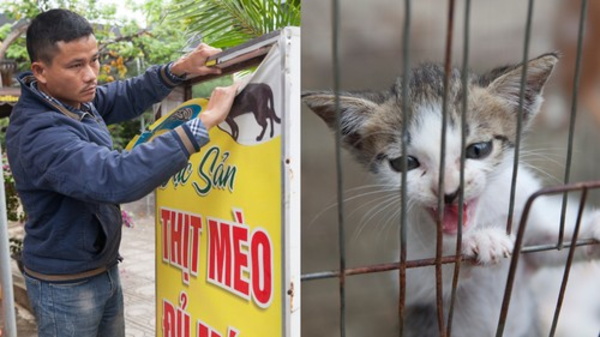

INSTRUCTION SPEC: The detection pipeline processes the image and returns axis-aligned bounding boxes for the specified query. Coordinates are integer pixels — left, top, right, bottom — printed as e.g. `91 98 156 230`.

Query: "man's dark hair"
26 9 94 64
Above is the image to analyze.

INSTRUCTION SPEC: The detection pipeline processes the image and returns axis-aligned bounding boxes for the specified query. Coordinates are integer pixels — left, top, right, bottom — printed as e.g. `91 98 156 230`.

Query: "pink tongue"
442 204 468 234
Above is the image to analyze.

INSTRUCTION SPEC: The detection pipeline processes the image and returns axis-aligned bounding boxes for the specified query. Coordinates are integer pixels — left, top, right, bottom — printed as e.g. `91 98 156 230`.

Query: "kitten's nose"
444 190 459 205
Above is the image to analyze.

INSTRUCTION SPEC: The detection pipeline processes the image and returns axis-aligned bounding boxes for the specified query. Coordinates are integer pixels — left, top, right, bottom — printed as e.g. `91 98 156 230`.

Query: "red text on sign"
160 208 203 284
207 209 273 308
163 292 191 337
197 322 240 337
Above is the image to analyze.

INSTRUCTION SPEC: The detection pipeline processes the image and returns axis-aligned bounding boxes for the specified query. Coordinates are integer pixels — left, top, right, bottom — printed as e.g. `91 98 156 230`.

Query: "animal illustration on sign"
221 83 280 142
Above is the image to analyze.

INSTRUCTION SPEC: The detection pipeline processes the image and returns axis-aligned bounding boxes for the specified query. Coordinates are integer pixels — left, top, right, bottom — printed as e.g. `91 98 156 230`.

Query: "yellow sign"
150 99 283 337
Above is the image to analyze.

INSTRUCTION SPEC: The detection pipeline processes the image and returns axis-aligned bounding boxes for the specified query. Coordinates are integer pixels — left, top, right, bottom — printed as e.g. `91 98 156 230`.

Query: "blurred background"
300 0 600 336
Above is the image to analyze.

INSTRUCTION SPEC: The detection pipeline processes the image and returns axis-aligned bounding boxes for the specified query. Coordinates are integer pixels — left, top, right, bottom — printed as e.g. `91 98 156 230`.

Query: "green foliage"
0 22 28 72
1 0 42 21
1 0 126 72
192 76 234 98
2 118 25 223
169 0 300 48
2 152 26 223
0 116 8 149
109 111 155 151
0 0 189 80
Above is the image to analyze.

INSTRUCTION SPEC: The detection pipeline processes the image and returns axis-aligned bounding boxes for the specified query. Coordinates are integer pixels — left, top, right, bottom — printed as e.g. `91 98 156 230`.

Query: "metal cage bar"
398 0 412 335
447 1 471 335
506 0 535 235
558 0 588 249
331 0 347 335
433 1 456 335
548 188 588 337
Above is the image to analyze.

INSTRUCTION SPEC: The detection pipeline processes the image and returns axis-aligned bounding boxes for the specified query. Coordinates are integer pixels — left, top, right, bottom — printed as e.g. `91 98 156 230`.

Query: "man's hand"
171 43 223 78
199 82 240 130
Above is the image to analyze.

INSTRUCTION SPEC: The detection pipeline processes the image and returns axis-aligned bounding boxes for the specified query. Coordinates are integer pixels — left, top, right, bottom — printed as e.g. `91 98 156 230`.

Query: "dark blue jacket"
6 65 205 276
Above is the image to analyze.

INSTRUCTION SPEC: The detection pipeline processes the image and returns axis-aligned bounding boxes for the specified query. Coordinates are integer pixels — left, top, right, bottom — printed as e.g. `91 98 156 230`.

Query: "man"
5 9 238 337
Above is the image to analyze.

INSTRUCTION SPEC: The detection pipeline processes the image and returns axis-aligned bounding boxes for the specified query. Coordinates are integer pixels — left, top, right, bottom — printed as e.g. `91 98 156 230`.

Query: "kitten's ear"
486 53 558 121
302 90 380 144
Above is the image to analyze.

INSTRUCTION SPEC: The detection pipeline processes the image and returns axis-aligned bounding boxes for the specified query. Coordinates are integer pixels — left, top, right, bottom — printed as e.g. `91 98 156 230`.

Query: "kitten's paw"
462 228 515 265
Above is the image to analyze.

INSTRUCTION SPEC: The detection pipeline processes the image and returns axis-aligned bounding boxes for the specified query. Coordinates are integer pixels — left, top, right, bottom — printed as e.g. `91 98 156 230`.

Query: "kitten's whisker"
371 197 402 243
521 149 565 159
349 194 398 238
343 190 398 204
307 197 342 228
343 184 398 193
377 205 402 244
352 196 399 241
348 193 397 215
520 145 566 153
519 152 566 168
522 164 563 185
354 197 400 242
308 188 398 227
520 149 564 157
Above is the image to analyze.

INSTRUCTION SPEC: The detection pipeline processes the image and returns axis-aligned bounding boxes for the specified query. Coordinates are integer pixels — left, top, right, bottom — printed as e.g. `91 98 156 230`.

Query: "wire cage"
301 0 600 336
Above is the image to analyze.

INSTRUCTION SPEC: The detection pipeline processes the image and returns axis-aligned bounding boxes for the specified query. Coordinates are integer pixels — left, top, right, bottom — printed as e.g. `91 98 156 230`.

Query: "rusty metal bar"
331 0 347 334
447 1 471 335
558 0 588 249
549 188 588 337
506 0 535 235
434 1 456 335
521 239 596 254
494 197 534 336
303 257 460 281
300 237 597 282
398 0 412 335
531 181 600 195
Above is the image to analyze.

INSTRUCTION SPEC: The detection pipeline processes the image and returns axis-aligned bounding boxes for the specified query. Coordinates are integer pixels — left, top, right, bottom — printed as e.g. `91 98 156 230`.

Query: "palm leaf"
169 0 300 49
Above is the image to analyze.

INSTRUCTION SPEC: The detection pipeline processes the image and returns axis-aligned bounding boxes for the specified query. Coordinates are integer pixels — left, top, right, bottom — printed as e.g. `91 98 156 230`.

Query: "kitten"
302 53 600 337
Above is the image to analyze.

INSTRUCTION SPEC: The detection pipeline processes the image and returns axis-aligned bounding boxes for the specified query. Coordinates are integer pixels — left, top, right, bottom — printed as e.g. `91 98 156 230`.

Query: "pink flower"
121 210 134 228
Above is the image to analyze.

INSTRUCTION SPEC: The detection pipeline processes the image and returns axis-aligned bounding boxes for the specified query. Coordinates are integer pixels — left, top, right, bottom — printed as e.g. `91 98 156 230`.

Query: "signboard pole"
281 27 301 337
0 142 17 337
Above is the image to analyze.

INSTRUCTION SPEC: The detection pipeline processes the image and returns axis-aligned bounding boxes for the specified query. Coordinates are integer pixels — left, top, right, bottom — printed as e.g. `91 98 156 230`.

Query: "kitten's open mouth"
428 202 473 235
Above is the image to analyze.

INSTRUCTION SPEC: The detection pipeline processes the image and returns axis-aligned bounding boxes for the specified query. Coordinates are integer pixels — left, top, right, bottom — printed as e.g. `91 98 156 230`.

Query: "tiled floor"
120 217 157 337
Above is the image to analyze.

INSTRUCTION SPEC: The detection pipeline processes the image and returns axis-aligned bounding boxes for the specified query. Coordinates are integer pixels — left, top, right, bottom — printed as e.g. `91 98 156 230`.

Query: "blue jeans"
24 265 125 337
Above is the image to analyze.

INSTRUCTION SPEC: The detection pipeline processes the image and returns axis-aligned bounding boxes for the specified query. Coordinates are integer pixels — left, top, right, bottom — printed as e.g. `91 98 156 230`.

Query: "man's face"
32 34 99 109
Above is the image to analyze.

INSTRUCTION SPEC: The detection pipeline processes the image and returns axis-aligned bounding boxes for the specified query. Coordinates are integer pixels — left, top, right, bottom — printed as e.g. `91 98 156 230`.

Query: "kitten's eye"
389 156 420 172
466 141 493 159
